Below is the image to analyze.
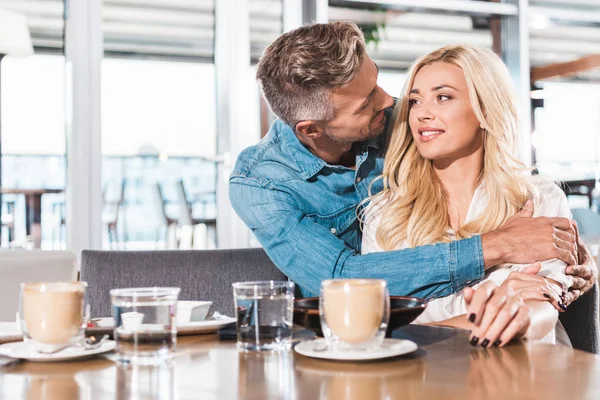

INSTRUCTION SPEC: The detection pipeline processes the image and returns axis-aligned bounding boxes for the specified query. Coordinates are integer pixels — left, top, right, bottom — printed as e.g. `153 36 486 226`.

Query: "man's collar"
273 120 326 180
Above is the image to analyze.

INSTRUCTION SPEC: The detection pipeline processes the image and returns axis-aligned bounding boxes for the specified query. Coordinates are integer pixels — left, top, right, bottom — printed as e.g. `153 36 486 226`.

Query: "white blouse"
362 181 572 346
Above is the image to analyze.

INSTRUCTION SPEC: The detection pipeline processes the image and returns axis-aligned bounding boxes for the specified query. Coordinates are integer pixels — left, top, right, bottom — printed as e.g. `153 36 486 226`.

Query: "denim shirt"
229 117 484 298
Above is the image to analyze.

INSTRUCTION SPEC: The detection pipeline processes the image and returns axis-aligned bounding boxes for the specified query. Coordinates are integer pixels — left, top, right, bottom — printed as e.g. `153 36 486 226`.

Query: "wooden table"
0 188 64 248
2 325 600 399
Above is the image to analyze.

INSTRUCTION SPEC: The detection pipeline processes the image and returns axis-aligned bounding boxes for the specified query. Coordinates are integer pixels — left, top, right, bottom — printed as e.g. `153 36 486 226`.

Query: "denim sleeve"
229 179 485 298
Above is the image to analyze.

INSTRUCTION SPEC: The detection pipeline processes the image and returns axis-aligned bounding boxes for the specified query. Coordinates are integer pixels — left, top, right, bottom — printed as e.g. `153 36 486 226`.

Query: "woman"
362 44 572 347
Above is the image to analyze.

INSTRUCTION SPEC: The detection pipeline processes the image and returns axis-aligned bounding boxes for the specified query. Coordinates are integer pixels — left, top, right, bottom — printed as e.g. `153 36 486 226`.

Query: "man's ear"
295 120 324 140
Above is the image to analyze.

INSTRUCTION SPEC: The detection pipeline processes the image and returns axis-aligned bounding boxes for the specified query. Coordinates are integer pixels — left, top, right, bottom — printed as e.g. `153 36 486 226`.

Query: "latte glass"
19 282 89 353
320 279 389 351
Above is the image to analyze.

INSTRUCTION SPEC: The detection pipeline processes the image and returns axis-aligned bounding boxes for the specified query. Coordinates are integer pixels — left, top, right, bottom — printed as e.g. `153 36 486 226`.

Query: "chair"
1 200 16 247
0 251 77 321
559 283 600 354
51 200 66 249
561 179 596 209
102 180 126 249
151 183 178 248
80 248 288 318
175 180 217 249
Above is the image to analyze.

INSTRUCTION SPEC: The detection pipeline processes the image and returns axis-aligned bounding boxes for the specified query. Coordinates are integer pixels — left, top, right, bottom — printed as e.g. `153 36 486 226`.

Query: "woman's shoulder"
530 178 569 218
532 178 564 198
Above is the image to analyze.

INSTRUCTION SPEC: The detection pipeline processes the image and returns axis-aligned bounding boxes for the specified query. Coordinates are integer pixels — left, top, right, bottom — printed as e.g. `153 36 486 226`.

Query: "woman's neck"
433 148 484 229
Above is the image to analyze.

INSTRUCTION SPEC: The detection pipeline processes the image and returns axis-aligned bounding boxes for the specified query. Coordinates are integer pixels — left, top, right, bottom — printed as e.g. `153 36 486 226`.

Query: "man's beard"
324 116 386 145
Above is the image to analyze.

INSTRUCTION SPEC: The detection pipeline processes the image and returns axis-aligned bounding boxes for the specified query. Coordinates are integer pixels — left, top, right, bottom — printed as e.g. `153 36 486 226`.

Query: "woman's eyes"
409 95 452 106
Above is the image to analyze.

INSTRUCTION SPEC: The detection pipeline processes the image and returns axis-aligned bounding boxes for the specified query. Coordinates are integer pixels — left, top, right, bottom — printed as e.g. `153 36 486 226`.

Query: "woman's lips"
418 129 444 142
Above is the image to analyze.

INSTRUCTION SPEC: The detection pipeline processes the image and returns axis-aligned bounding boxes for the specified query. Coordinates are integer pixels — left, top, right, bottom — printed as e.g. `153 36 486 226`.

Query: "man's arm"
480 200 577 268
562 221 598 305
230 179 484 298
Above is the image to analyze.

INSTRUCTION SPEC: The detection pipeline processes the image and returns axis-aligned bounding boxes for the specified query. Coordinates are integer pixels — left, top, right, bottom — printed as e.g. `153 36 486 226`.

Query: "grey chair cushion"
559 283 600 354
81 249 288 318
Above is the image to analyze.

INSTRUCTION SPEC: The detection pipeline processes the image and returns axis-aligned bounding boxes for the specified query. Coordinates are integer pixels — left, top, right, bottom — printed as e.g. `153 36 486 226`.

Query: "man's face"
324 56 394 144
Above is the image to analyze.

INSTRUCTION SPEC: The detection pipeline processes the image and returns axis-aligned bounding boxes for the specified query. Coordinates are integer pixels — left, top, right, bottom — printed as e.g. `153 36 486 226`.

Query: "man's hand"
481 200 577 269
563 220 598 306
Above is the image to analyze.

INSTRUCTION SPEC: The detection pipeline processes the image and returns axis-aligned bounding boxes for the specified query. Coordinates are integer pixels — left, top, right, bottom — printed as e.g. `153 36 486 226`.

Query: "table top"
2 325 600 400
0 188 63 196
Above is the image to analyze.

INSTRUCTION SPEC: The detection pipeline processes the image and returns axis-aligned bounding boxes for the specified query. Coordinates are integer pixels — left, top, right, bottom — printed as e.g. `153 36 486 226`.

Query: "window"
0 0 66 249
100 0 217 250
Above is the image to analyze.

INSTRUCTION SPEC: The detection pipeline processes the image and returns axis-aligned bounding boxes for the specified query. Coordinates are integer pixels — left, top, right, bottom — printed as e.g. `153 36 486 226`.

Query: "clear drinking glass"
110 287 180 365
320 279 390 351
232 281 295 352
19 282 89 353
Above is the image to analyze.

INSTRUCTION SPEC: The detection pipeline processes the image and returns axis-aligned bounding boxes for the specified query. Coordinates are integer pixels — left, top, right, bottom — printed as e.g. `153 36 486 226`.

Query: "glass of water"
232 281 295 352
110 287 180 365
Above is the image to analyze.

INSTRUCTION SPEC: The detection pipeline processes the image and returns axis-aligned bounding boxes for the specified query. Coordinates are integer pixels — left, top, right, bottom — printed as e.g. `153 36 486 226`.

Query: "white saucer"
177 316 237 335
88 315 237 336
0 340 116 362
294 338 418 361
0 322 22 344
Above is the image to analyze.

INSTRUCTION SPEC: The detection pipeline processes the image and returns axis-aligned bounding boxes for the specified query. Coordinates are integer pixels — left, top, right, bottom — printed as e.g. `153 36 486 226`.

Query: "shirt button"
465 280 473 285
356 177 362 183
330 228 337 234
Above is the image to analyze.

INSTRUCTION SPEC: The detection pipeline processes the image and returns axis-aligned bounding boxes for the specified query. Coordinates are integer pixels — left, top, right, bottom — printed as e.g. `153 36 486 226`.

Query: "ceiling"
0 0 598 80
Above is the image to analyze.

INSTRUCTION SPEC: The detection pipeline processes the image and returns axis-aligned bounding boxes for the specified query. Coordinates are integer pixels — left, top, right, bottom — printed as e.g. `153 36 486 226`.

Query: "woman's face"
408 62 483 163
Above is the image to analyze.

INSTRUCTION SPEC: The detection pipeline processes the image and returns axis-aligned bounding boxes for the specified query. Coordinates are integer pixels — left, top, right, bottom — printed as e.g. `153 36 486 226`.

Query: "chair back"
151 183 169 225
80 248 288 318
0 251 77 321
175 180 193 226
559 283 600 354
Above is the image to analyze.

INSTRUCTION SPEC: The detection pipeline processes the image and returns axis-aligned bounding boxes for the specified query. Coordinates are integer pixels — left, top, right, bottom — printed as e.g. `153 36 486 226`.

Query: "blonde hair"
368 44 538 250
256 21 366 129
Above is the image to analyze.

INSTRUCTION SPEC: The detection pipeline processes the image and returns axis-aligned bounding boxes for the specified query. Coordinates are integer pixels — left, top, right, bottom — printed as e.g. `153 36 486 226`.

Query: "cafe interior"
1 0 600 398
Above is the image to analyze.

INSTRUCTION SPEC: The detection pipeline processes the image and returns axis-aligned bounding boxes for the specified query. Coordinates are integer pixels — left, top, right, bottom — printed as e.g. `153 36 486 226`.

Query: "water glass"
320 279 389 351
19 282 89 353
110 287 180 365
232 281 295 352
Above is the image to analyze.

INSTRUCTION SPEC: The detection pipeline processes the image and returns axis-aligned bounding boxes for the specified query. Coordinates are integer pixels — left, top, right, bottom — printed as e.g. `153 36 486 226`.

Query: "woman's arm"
424 300 558 341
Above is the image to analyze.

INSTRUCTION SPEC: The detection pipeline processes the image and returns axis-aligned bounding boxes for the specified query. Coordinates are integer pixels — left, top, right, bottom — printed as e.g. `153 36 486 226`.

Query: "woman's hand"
463 263 562 348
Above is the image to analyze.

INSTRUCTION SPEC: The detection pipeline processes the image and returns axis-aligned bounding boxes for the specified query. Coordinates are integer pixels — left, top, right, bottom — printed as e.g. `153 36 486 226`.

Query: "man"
229 21 596 300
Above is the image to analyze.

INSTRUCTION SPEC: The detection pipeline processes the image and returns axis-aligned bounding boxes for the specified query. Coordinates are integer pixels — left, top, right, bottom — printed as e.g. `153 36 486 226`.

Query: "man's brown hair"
256 21 366 130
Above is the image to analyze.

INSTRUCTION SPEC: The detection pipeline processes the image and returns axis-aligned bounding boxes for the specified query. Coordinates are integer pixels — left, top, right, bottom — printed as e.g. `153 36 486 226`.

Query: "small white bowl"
176 301 213 325
121 311 144 332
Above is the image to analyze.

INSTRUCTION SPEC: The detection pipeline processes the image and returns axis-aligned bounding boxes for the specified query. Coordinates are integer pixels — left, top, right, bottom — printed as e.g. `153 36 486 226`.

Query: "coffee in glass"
320 279 390 351
19 282 89 353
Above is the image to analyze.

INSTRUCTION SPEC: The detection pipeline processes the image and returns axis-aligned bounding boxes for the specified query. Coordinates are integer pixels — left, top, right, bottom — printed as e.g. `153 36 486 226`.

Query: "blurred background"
0 0 599 253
